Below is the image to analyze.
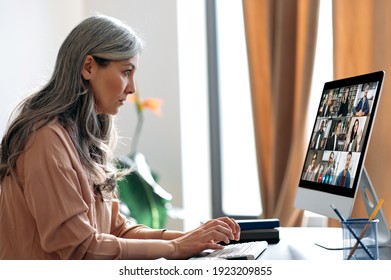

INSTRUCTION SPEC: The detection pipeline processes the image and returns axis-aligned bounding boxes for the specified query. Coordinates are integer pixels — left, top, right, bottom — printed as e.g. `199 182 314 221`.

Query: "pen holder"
341 218 379 260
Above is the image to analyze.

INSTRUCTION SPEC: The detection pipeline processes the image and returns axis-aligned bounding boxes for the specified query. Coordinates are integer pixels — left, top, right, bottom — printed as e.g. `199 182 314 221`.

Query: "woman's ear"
81 55 94 80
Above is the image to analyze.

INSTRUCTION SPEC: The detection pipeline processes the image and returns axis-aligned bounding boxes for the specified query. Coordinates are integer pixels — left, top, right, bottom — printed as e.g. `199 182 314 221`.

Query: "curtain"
242 0 320 226
332 0 391 226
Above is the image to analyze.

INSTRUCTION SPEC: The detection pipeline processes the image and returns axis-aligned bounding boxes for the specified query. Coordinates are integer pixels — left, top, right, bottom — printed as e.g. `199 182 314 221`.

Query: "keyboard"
193 241 268 260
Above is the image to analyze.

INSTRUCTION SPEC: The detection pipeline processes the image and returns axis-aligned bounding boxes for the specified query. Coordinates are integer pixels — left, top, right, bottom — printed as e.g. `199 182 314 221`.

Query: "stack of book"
235 218 280 244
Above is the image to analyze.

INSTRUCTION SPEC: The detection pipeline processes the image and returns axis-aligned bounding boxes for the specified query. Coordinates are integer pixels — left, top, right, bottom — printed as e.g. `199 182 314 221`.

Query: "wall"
0 0 84 131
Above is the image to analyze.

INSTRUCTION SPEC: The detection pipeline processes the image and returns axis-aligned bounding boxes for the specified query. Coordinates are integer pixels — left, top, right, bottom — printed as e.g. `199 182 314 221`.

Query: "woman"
345 119 359 152
337 87 350 117
0 15 240 260
303 152 320 181
318 90 333 117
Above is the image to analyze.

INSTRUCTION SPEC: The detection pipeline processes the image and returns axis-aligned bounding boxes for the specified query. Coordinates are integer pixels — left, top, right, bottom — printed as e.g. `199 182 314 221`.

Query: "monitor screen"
295 71 384 220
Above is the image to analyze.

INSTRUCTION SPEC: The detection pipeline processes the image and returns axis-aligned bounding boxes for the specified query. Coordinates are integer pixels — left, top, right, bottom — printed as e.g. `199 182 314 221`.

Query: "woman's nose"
125 77 136 95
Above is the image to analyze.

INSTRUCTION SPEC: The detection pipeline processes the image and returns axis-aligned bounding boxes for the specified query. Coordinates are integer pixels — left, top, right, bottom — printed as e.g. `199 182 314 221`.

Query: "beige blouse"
0 121 166 259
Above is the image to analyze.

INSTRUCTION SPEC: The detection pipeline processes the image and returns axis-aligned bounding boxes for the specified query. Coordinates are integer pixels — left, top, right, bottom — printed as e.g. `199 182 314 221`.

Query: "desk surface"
259 227 391 260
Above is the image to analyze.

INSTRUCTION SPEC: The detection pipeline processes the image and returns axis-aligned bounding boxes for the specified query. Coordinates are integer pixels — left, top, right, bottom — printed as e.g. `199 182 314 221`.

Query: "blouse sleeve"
20 125 166 259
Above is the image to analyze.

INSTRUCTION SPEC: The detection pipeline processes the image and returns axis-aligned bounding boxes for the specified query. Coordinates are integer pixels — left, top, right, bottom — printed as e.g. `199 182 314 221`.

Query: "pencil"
347 198 384 260
330 204 374 260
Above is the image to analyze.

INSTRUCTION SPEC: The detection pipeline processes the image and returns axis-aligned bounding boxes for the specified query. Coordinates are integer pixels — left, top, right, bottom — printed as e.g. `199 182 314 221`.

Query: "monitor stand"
359 166 390 246
315 166 390 250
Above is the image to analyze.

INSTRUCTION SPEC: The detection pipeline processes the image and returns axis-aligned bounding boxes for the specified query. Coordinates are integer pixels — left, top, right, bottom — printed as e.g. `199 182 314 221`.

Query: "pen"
330 204 374 260
347 198 383 260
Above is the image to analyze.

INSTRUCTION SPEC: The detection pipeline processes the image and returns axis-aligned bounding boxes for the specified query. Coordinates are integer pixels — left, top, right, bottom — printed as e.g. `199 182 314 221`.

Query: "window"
303 0 333 226
179 0 332 227
208 0 333 220
207 0 261 218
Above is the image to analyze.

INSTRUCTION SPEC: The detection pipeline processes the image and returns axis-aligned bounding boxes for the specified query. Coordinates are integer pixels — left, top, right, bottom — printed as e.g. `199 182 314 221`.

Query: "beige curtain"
242 0 320 226
332 0 391 226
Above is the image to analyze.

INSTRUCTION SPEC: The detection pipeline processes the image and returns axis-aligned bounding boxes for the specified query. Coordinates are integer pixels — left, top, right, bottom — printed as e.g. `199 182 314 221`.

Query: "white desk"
259 227 391 260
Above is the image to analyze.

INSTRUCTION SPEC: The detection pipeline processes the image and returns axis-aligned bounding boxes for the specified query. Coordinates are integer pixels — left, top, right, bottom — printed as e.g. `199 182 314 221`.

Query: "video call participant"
335 152 353 188
318 152 335 184
318 90 334 117
353 83 370 116
303 152 320 181
345 119 360 152
325 120 342 151
311 120 326 150
337 87 350 117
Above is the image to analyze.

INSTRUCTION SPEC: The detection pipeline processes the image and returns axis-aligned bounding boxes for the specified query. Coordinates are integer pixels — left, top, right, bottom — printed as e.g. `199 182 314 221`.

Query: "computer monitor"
295 71 390 244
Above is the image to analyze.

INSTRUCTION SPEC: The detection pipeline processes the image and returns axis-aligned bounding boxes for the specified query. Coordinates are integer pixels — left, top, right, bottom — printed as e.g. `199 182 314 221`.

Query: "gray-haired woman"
0 15 239 260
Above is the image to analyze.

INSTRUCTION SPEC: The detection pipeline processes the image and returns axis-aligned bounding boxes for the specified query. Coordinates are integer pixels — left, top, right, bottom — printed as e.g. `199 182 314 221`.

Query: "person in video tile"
345 119 360 152
337 87 350 117
318 90 334 117
335 152 352 188
318 152 335 184
325 120 342 151
311 120 326 150
353 84 370 116
303 152 320 181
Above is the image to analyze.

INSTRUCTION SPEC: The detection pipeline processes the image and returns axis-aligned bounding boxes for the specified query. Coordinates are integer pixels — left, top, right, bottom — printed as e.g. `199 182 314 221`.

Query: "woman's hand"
168 217 240 259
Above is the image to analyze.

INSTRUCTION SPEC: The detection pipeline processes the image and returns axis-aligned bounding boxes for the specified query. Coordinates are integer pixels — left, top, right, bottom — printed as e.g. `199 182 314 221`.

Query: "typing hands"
169 217 240 259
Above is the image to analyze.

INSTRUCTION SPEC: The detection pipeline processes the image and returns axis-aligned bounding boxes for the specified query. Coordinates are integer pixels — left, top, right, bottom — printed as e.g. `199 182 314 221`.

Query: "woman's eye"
124 69 133 76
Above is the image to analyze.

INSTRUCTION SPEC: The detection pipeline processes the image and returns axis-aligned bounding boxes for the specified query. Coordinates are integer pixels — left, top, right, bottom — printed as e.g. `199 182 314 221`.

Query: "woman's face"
82 55 139 115
329 152 334 164
354 120 359 132
344 88 349 98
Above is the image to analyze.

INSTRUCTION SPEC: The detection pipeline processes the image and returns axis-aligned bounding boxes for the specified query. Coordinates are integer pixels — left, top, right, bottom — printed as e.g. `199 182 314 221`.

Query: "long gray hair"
0 15 143 194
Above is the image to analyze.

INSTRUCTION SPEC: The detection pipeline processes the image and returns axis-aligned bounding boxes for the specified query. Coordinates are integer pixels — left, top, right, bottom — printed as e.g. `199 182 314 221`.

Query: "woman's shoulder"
20 120 79 169
34 119 68 137
27 120 72 149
